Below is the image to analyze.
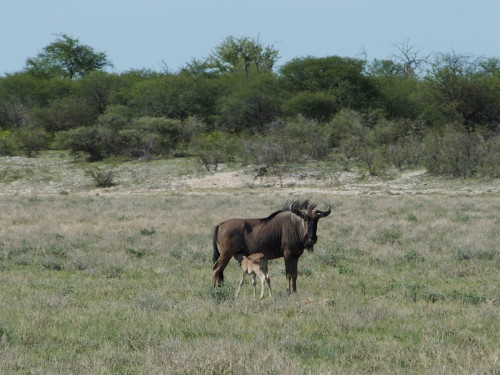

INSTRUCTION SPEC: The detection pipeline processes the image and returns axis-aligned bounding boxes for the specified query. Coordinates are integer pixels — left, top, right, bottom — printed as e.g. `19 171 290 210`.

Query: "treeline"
1 35 500 177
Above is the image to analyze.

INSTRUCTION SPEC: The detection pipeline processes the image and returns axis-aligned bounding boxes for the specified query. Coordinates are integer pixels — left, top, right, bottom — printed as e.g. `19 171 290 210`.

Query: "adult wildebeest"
212 200 331 293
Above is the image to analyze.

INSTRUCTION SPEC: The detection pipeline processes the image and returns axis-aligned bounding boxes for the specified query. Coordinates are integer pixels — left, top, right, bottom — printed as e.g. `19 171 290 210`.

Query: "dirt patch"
1 154 499 196
182 167 500 196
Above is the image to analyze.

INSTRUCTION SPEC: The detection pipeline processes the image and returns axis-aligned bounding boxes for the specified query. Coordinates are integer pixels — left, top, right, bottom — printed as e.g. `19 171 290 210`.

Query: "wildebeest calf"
234 252 272 299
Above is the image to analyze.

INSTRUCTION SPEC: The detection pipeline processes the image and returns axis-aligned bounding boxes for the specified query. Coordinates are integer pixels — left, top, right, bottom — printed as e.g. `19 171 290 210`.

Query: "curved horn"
290 200 306 219
317 203 332 217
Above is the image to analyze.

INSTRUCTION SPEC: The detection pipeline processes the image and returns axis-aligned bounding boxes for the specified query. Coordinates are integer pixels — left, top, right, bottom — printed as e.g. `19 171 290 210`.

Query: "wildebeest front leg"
266 274 272 297
284 255 298 294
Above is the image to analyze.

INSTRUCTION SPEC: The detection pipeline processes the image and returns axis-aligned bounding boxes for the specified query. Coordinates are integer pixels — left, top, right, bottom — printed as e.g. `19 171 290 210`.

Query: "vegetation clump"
2 35 500 177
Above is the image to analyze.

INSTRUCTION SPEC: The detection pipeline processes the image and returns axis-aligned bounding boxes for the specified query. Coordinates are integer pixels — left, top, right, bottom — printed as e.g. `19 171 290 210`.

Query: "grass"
0 153 499 373
0 192 498 374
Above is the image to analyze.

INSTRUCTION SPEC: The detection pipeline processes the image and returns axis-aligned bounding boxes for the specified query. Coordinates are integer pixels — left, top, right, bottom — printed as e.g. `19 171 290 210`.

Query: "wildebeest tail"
213 225 220 264
212 225 224 282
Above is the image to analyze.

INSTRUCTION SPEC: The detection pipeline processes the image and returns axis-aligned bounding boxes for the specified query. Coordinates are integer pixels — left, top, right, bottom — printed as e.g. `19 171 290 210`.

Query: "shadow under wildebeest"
212 200 331 294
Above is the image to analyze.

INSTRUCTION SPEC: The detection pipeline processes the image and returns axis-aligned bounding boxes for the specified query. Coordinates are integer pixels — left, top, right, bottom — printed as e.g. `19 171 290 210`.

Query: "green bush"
283 91 339 122
56 126 109 161
201 284 235 304
0 130 15 156
85 166 117 187
242 117 331 165
31 97 98 132
14 127 51 157
419 126 500 178
127 117 183 157
190 131 239 171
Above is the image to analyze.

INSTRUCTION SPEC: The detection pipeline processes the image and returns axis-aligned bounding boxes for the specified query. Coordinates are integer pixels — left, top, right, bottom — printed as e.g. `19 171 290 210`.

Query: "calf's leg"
235 271 245 297
251 274 257 297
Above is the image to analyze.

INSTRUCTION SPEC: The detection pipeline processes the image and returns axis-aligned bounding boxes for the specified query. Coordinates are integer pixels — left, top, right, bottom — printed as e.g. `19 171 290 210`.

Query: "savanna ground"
0 153 499 374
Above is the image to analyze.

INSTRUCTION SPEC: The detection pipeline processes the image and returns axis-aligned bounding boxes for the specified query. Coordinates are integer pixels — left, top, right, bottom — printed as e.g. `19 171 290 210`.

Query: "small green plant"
404 283 425 302
201 284 235 304
139 228 156 236
300 267 313 276
103 264 125 278
0 322 14 343
406 213 418 222
449 290 486 305
85 166 117 188
317 252 340 266
374 227 402 245
453 212 470 223
423 291 445 303
454 249 473 261
125 247 146 258
42 260 63 271
398 250 425 266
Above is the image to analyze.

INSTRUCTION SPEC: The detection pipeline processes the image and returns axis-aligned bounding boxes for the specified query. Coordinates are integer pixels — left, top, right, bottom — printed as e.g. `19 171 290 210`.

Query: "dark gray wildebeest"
212 200 331 293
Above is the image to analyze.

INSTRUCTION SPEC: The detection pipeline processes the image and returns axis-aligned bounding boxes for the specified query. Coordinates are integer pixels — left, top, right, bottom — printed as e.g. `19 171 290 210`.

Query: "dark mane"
261 210 284 222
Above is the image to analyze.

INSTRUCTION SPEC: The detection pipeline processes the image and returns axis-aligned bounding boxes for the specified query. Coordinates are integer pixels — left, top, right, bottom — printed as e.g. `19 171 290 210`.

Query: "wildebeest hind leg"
284 256 298 294
212 256 231 287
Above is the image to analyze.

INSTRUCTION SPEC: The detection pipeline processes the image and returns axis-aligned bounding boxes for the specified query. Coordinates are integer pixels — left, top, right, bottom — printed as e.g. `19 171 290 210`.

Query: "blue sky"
2 0 499 75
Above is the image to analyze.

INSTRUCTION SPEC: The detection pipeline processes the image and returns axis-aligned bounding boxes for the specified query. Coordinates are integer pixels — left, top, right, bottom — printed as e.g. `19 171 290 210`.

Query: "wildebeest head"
289 200 331 251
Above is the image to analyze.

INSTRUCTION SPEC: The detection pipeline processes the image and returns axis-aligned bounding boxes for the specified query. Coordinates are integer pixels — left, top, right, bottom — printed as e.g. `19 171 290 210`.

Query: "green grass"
0 191 499 374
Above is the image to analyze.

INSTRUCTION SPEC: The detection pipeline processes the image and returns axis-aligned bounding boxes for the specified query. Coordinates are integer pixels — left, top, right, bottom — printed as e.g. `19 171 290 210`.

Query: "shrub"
201 284 235 304
85 166 117 188
283 91 339 122
31 97 98 132
56 126 108 161
126 117 183 158
422 125 484 177
190 131 239 171
14 127 51 157
398 250 426 266
373 227 402 245
242 117 331 165
0 130 15 156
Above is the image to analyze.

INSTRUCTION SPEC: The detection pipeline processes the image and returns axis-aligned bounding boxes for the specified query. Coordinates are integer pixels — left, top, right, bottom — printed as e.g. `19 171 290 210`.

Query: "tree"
78 71 119 114
186 36 279 77
129 74 220 121
31 97 98 132
25 34 112 79
283 91 339 122
280 56 379 111
367 60 422 120
216 73 284 132
14 127 51 157
391 39 430 78
422 52 500 131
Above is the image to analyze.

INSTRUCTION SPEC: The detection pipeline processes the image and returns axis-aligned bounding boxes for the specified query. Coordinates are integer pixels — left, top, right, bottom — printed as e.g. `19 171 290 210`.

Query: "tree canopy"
25 34 112 79
184 36 279 77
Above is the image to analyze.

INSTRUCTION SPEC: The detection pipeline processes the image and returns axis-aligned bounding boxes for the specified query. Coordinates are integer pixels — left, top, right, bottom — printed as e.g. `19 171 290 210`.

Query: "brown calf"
234 252 272 299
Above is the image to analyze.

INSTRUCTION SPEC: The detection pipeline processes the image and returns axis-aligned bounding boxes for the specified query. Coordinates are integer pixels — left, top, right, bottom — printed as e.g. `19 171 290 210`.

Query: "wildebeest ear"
317 203 332 218
290 200 307 219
